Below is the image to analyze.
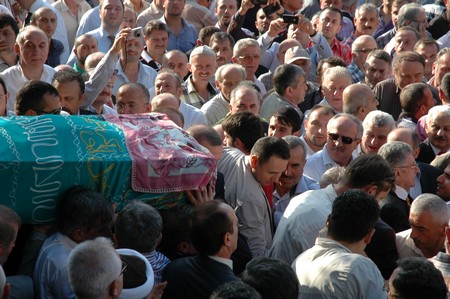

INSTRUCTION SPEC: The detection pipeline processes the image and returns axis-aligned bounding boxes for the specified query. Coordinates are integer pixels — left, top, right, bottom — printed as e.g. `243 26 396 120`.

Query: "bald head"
387 127 420 158
343 84 379 121
85 52 106 71
116 83 151 114
151 93 179 111
351 35 377 69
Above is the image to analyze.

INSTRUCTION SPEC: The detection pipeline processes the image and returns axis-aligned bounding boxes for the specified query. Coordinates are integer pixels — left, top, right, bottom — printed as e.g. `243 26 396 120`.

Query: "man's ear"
2 283 10 299
325 214 331 227
187 63 192 73
231 57 237 63
109 279 121 297
362 183 378 197
250 154 258 169
14 43 19 55
223 232 231 247
363 228 375 245
71 228 83 243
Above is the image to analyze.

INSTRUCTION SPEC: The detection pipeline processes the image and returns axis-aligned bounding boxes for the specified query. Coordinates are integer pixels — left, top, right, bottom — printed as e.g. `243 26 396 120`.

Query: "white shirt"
304 147 345 182
179 101 208 130
113 61 158 95
1 64 56 111
396 229 425 259
269 184 337 264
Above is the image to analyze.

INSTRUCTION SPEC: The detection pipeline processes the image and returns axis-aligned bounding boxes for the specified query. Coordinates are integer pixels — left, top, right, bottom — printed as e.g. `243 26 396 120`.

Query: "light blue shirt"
159 16 197 53
33 233 77 299
75 6 101 38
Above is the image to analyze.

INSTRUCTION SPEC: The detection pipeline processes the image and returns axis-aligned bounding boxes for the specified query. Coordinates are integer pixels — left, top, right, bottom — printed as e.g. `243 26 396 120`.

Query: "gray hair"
378 141 413 168
233 38 260 57
229 83 261 106
319 166 346 188
426 105 450 127
397 3 425 29
68 237 121 299
282 136 307 161
363 110 396 131
411 194 450 225
322 66 352 87
273 64 305 96
215 64 246 83
327 113 364 139
355 3 378 18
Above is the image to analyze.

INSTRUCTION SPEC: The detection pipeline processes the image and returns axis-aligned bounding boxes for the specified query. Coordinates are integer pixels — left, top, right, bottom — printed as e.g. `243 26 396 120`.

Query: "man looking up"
1 26 56 111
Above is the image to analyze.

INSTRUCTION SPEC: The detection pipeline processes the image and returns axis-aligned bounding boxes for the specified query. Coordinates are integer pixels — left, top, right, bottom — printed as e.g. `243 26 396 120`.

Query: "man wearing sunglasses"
14 81 64 116
303 113 362 182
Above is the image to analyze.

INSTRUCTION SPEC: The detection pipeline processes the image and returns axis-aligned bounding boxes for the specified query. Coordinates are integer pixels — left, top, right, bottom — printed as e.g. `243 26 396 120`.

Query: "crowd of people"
1 0 450 296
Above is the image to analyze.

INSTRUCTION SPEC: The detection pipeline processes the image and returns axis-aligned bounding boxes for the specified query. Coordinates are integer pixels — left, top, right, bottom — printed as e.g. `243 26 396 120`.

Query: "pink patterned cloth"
104 113 217 193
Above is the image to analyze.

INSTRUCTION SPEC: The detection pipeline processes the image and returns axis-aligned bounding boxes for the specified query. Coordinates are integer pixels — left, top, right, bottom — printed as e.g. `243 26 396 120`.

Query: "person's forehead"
22 31 47 43
238 45 260 54
156 74 177 84
368 57 389 67
190 53 215 64
103 0 122 7
167 53 187 63
79 36 97 45
223 67 243 78
324 74 350 86
36 10 56 18
365 124 391 134
417 44 438 54
218 0 236 6
396 30 415 39
398 60 423 71
358 9 378 18
211 39 231 48
330 117 357 132
235 92 258 105
320 10 340 20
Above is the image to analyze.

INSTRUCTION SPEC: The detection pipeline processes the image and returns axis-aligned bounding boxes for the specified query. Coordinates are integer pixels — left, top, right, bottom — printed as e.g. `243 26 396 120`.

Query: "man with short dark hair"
270 154 396 270
159 0 197 52
222 112 264 155
15 81 62 116
260 64 306 120
344 3 379 48
364 49 392 89
375 51 432 120
116 82 151 114
388 257 447 299
141 20 169 71
162 201 239 299
219 137 290 257
301 105 336 157
0 13 19 72
292 190 387 298
34 187 114 299
398 83 435 130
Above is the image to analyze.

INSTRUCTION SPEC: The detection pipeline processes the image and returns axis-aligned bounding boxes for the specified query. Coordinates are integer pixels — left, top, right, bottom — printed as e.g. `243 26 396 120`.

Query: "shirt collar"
208 256 233 269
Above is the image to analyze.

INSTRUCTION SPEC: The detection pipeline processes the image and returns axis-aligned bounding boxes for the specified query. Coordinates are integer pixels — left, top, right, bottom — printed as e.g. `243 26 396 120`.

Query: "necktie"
108 35 115 48
406 194 413 206
24 12 32 26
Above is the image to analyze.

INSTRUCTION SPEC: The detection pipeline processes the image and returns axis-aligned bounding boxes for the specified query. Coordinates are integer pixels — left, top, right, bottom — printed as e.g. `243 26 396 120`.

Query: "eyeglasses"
328 133 358 145
33 107 62 115
119 261 127 277
354 48 376 53
396 163 419 170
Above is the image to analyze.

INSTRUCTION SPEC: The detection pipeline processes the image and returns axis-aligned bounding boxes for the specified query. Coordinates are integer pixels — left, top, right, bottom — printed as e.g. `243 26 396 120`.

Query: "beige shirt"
52 0 92 49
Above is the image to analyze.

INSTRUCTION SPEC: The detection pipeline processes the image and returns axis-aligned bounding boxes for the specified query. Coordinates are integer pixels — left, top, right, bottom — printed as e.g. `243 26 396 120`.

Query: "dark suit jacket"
417 139 437 164
419 162 442 194
365 218 398 280
379 191 410 233
162 255 239 299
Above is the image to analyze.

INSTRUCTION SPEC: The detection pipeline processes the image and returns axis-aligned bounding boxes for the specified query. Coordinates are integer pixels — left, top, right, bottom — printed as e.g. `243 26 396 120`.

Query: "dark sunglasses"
33 107 62 115
328 133 357 145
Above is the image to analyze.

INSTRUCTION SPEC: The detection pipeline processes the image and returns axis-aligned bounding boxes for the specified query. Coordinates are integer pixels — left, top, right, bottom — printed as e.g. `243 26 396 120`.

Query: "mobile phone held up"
282 14 299 24
263 3 280 16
